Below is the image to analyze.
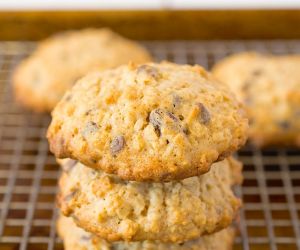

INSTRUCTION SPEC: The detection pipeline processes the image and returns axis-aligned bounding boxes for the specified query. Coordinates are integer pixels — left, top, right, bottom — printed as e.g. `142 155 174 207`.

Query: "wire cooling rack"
0 40 300 250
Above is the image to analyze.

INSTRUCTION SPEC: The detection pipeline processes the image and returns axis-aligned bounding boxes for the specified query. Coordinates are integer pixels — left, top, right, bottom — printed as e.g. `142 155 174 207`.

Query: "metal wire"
0 40 299 250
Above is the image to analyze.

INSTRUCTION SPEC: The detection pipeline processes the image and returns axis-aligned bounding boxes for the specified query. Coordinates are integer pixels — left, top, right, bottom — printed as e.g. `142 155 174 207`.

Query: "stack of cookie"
47 62 249 250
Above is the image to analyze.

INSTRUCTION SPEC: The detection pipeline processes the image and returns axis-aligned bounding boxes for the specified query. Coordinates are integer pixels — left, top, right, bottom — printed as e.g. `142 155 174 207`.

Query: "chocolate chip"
81 121 99 138
182 126 190 135
277 120 290 130
149 109 188 136
137 65 159 79
166 111 179 122
87 121 98 130
110 136 125 154
178 115 184 121
64 189 78 202
149 109 164 136
90 158 98 164
196 103 211 125
172 94 182 108
85 109 92 116
91 170 97 175
62 159 77 173
85 108 98 116
80 235 91 242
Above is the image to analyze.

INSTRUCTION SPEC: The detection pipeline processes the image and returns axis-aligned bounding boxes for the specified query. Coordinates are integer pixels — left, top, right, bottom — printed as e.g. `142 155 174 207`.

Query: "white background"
0 0 300 10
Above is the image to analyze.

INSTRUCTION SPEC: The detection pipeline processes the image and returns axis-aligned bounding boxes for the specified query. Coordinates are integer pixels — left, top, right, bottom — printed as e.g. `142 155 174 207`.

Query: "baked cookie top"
57 215 235 250
57 157 242 242
13 28 152 112
213 52 300 146
47 62 248 181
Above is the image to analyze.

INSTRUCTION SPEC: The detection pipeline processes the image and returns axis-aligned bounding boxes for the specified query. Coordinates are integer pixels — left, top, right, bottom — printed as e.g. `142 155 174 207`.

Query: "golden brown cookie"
57 157 242 242
57 215 236 250
213 52 300 147
13 28 152 112
47 62 248 181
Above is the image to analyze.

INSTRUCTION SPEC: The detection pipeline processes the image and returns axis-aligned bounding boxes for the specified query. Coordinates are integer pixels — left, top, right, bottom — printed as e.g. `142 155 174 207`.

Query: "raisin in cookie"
13 28 152 112
57 215 235 250
47 62 248 181
213 52 300 147
57 157 242 242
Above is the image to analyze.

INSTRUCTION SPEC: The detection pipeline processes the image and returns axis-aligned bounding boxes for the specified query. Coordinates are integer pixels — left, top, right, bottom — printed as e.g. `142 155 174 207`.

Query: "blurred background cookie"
13 28 152 112
213 52 300 147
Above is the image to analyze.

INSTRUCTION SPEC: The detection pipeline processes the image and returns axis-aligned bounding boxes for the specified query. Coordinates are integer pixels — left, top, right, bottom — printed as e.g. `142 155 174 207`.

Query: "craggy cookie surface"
48 62 248 181
13 28 152 112
213 52 300 146
57 215 235 250
57 157 242 242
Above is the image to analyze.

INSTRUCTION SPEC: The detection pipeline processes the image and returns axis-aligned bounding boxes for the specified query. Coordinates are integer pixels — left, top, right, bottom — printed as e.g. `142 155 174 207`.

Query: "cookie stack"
47 62 249 249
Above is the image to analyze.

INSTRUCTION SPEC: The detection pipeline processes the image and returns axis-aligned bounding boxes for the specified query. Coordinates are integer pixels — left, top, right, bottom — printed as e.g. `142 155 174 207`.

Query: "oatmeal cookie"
57 157 242 242
48 62 248 181
57 215 235 250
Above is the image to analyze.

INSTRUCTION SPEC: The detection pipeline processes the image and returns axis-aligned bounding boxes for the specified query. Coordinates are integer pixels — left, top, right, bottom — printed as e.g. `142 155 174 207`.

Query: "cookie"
13 28 152 112
47 62 248 181
57 215 235 250
57 157 242 242
213 52 300 146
